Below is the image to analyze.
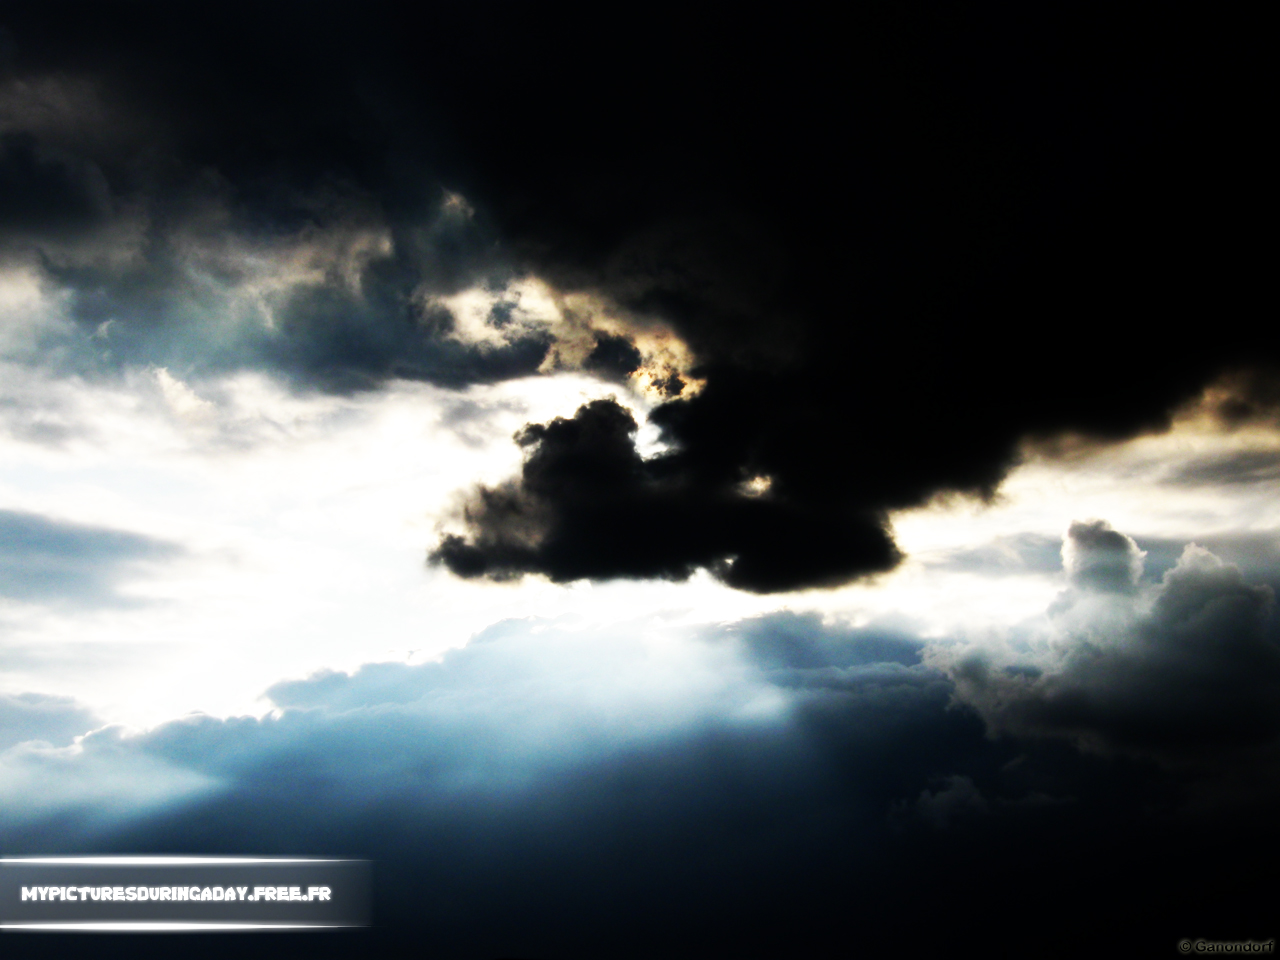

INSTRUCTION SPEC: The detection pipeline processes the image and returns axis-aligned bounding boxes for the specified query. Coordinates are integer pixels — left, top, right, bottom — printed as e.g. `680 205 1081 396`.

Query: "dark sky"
0 5 1276 958
2 4 1271 592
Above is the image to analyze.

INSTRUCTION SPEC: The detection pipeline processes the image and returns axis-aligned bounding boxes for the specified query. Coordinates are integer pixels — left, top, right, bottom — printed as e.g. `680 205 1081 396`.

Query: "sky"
0 6 1274 958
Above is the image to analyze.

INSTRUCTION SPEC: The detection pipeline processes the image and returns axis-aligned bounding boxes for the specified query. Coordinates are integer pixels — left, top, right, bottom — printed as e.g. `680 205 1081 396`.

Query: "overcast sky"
0 7 1273 958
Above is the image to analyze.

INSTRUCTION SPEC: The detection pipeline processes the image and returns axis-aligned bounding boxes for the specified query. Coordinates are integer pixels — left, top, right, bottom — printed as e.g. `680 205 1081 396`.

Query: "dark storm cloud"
939 522 1280 766
1 6 1272 591
0 508 181 607
418 9 1272 591
0 7 557 390
429 398 901 592
581 332 644 382
5 612 1274 956
0 131 113 240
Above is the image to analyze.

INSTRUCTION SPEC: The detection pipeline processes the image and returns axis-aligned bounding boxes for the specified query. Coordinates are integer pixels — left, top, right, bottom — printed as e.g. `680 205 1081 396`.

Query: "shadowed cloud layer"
0 6 1271 591
3 596 1277 956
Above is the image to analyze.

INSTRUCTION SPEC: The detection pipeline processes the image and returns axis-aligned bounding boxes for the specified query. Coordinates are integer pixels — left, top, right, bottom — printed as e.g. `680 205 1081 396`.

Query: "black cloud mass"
430 398 901 592
0 5 1270 590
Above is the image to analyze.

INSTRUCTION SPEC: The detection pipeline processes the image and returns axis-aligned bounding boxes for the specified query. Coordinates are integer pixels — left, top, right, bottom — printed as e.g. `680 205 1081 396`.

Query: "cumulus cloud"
934 521 1280 765
1060 519 1145 595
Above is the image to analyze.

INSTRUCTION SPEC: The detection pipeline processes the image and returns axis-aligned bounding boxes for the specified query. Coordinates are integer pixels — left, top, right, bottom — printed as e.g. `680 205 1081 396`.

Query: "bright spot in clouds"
1 357 1276 738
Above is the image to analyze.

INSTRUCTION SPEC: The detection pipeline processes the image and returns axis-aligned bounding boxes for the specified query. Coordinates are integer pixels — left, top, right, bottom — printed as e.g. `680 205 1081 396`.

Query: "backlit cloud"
934 522 1280 766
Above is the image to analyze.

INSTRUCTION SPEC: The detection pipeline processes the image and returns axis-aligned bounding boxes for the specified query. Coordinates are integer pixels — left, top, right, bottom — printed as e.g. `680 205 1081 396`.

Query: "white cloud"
0 365 775 727
1 345 1279 750
0 614 785 832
